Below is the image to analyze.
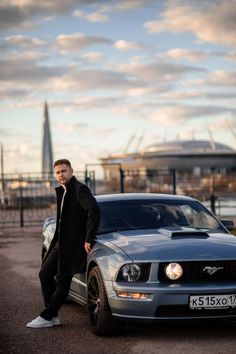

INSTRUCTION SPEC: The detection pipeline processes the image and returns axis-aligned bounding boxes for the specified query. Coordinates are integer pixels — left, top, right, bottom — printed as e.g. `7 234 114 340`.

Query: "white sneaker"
52 317 61 326
26 316 53 328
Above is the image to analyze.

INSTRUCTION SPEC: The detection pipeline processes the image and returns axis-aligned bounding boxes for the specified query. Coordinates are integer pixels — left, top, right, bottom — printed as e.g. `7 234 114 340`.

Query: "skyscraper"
42 101 53 175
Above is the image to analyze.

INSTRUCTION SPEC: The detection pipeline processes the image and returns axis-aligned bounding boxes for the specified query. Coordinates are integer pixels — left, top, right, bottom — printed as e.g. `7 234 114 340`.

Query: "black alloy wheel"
87 266 122 336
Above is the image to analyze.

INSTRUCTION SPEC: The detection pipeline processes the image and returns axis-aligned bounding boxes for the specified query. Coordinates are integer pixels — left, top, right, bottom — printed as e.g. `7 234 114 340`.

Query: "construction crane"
207 125 216 150
123 132 136 154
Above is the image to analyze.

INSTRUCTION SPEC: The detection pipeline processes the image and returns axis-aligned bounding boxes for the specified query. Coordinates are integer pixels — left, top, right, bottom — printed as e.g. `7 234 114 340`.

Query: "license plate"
189 294 236 310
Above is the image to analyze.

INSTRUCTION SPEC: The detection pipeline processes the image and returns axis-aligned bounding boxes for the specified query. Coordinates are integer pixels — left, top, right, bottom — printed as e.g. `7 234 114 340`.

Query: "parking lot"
1 227 236 354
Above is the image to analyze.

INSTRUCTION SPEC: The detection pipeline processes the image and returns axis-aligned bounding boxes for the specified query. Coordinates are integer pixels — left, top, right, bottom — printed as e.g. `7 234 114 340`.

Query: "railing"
0 171 94 228
1 169 236 228
205 198 236 218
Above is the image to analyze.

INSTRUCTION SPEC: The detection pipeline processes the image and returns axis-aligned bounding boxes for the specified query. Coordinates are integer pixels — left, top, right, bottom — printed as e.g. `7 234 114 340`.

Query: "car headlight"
121 264 141 282
165 262 183 280
117 264 141 282
117 263 151 282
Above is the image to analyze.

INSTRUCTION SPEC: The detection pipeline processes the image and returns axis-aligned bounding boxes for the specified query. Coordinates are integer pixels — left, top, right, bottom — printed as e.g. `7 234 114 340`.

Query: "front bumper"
108 281 236 321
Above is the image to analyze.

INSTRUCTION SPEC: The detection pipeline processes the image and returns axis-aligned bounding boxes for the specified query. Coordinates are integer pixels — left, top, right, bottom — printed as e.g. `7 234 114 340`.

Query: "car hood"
100 227 236 262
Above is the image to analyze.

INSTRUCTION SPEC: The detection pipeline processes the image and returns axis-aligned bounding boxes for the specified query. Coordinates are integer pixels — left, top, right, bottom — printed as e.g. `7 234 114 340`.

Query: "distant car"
42 193 236 336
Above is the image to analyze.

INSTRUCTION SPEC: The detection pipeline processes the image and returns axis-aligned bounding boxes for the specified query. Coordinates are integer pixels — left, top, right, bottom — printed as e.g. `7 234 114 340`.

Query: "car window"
97 200 224 234
181 204 219 229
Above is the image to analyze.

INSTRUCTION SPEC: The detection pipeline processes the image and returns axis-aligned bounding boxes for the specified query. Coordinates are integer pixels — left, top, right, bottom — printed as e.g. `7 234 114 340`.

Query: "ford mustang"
42 193 236 335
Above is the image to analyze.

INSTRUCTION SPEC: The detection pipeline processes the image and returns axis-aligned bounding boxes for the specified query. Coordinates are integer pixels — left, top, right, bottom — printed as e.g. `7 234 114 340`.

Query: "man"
27 159 100 328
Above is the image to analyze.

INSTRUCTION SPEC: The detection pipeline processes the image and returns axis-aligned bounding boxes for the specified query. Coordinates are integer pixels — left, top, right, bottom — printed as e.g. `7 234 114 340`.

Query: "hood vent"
158 228 209 239
171 231 209 238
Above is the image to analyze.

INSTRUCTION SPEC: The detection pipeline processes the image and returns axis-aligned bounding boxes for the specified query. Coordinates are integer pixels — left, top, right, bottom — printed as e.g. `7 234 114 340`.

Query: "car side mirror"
220 220 235 231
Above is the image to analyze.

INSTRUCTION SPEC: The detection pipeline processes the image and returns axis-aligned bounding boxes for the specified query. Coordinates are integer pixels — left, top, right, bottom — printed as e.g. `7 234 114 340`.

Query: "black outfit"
39 176 100 320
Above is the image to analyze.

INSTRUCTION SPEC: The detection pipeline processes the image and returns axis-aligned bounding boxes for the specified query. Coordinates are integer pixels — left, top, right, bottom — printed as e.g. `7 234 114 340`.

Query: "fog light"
117 291 132 298
116 291 148 299
132 293 147 299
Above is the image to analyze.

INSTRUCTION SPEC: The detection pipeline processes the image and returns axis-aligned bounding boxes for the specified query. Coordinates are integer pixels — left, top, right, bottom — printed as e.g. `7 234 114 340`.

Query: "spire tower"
42 101 53 175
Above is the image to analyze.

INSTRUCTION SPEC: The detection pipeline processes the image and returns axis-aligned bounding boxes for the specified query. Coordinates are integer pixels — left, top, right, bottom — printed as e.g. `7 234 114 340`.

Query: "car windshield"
97 199 225 234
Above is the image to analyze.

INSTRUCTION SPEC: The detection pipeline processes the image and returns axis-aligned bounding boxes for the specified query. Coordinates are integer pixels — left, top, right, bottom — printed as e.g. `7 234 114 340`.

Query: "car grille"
158 260 236 283
155 305 236 318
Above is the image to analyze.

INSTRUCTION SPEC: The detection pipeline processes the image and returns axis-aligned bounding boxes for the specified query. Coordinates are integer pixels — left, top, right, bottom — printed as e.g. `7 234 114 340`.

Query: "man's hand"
84 241 91 254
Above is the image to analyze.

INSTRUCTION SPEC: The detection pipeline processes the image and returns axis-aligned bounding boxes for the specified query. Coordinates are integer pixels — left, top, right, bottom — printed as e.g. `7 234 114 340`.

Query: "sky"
0 0 236 174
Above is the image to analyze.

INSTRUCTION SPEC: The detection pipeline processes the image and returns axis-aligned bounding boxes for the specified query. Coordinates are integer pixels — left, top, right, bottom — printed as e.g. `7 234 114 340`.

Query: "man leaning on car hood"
26 158 100 329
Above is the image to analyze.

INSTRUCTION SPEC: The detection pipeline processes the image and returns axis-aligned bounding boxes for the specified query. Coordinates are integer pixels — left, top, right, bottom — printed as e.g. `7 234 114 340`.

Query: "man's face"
54 164 73 185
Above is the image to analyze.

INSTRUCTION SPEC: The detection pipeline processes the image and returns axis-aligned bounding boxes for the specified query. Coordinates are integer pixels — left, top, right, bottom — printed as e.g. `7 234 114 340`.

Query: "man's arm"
77 184 100 249
84 241 91 254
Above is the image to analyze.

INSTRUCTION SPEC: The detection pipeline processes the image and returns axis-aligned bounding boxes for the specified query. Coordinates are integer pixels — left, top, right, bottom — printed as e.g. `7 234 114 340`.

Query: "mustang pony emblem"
203 266 224 275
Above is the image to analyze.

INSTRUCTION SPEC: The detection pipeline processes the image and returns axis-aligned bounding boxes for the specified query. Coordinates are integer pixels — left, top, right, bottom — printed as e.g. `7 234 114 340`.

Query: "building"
101 139 236 177
100 139 236 196
42 101 54 175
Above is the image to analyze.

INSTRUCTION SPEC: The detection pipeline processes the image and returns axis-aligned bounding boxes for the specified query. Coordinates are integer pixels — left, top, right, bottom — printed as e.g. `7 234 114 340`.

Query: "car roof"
95 193 195 203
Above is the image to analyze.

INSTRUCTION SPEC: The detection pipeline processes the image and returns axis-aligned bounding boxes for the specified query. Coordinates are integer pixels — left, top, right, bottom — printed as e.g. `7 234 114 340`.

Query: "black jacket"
46 176 100 275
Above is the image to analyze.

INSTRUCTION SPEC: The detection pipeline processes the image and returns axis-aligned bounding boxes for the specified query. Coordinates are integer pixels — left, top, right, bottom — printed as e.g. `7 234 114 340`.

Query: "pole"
119 168 124 193
0 143 5 205
210 167 216 214
19 174 24 227
172 169 176 195
85 162 122 194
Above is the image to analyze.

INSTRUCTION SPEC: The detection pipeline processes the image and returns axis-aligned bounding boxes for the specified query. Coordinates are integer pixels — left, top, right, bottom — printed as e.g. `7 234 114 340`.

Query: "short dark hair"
53 159 72 168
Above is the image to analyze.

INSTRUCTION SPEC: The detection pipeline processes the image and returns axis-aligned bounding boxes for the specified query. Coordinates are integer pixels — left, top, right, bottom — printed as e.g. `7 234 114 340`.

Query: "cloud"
0 35 49 57
80 51 104 63
206 70 236 86
146 104 236 125
158 48 214 62
5 34 45 46
118 58 205 83
158 48 236 63
0 0 79 30
73 10 109 22
0 0 152 31
159 90 236 102
75 0 154 20
224 51 236 62
212 117 236 132
0 50 142 99
114 39 145 51
0 55 64 84
144 0 236 48
0 87 32 100
56 33 112 53
125 87 162 97
50 67 142 92
192 70 236 87
57 122 88 133
115 0 153 11
52 95 127 112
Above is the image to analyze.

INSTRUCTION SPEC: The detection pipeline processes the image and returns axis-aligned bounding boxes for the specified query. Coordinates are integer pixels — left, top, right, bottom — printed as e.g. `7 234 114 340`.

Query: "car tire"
87 266 123 336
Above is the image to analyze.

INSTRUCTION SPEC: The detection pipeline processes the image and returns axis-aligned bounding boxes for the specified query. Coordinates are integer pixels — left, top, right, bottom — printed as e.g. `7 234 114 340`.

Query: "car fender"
88 240 132 282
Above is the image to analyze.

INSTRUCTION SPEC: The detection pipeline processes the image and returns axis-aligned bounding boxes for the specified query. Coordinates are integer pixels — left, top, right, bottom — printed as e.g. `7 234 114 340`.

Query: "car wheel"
87 266 122 336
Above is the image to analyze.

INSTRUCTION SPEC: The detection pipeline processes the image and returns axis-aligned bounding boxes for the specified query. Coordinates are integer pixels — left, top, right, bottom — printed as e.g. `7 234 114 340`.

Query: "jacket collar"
55 175 77 193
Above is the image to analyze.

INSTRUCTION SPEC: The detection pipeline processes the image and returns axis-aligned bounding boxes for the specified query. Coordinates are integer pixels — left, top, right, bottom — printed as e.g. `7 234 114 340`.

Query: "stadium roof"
142 140 234 154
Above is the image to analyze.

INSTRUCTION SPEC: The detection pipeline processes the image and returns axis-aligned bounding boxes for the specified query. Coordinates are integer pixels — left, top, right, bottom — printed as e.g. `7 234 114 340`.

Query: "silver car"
42 193 236 336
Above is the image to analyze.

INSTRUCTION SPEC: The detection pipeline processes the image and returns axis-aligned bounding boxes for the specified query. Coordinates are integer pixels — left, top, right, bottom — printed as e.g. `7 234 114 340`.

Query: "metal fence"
0 171 94 228
94 168 177 195
1 168 236 228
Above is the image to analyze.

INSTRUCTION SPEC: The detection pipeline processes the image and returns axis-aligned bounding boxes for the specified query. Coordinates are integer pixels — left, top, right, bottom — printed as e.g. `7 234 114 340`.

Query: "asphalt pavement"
1 227 236 354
